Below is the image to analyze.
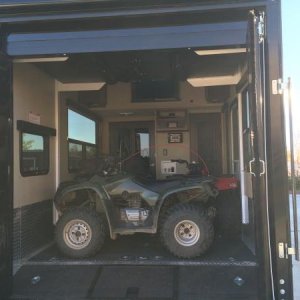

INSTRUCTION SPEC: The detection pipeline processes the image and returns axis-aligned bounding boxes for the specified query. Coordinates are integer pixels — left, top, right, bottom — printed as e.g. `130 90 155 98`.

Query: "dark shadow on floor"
13 265 259 300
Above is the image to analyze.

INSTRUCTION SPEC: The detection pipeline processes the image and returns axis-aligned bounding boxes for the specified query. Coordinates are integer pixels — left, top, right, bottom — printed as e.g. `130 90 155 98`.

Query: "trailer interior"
10 43 263 299
0 0 288 296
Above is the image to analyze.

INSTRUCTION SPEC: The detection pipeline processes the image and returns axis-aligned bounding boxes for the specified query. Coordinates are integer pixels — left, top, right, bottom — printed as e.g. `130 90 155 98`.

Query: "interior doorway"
109 121 155 176
190 114 222 176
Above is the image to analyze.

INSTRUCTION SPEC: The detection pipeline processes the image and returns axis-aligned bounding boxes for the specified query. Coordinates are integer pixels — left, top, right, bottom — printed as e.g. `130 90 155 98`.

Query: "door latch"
259 159 265 176
278 242 296 259
272 79 285 95
249 159 256 177
249 159 265 177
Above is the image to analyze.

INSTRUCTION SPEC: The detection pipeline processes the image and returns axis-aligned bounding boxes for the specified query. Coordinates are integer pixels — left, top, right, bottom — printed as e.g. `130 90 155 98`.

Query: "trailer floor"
25 234 257 267
12 265 259 300
12 235 259 299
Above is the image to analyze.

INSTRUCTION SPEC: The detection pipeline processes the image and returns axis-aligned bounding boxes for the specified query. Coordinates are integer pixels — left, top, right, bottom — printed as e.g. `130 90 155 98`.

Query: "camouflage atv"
54 158 237 259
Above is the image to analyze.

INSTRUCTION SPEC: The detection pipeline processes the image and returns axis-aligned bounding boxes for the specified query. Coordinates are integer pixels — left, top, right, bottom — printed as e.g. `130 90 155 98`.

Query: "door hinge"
257 13 265 43
272 78 285 95
278 242 296 259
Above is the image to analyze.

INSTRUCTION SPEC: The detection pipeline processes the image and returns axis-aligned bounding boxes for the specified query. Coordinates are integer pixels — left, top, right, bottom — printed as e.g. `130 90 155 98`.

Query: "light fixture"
187 74 240 87
14 56 69 63
194 48 246 56
56 82 106 92
119 112 134 116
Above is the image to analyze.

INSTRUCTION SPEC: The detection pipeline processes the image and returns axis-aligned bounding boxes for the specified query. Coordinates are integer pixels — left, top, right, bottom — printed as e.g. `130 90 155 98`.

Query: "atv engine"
119 191 150 225
120 208 149 223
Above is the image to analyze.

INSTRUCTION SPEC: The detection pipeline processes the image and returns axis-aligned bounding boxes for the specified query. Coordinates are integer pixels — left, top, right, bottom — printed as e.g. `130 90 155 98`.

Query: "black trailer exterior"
0 0 293 299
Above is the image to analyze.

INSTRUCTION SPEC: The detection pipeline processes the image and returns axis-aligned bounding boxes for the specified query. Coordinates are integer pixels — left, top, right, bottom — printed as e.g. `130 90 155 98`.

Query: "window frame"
20 132 50 177
17 120 56 177
68 138 98 172
67 104 99 173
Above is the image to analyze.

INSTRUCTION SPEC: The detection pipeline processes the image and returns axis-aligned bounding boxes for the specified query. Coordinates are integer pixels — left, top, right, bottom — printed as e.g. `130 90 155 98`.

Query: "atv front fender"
54 182 115 238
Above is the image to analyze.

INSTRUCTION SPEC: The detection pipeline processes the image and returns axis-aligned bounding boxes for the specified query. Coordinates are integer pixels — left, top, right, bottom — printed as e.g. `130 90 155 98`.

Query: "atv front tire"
55 208 106 258
160 203 214 258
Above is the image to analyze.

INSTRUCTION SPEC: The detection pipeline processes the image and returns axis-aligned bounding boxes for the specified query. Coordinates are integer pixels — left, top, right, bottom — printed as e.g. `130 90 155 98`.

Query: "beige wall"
13 63 56 208
58 81 203 178
155 131 190 179
12 69 225 200
96 81 221 113
98 82 222 177
99 81 222 150
12 64 228 208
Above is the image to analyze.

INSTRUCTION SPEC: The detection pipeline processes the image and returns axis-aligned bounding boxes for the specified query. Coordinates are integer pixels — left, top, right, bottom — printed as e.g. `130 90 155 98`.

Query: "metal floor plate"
12 265 259 300
13 234 259 299
27 234 258 267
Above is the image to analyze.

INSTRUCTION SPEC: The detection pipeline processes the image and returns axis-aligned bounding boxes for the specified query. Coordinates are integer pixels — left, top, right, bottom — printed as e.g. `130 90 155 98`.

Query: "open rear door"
245 8 294 299
0 52 13 298
243 10 274 299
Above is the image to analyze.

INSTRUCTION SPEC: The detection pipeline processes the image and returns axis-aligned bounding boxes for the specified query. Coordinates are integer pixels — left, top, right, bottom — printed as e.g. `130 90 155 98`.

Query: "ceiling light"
56 82 106 92
194 48 246 56
187 74 240 87
119 112 134 116
14 56 69 63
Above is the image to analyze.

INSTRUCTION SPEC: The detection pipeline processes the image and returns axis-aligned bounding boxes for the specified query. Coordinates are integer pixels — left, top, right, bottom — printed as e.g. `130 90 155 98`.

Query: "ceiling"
33 49 246 84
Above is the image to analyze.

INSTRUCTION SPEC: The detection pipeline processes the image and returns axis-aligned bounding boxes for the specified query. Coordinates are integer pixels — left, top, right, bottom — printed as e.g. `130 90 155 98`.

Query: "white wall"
13 63 56 208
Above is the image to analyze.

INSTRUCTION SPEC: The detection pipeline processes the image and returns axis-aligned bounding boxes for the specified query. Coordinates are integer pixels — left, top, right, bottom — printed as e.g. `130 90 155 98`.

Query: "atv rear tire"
160 203 214 258
55 208 106 258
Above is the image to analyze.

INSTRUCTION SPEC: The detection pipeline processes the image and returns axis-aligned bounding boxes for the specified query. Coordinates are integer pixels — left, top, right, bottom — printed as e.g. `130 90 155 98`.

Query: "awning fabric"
7 22 247 56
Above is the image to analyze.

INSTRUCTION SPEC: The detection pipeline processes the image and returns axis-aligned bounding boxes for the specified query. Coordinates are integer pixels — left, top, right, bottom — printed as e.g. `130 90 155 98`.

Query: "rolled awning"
7 21 247 56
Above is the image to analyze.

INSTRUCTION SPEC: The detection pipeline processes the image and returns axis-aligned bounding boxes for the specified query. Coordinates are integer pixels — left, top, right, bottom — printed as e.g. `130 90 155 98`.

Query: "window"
21 133 49 176
17 120 56 177
68 109 96 144
68 142 83 171
68 108 97 172
86 145 97 159
135 132 150 158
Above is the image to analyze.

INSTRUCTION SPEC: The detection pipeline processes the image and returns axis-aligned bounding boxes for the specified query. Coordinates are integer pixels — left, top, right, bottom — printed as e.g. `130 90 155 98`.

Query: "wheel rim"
174 220 200 247
64 219 92 250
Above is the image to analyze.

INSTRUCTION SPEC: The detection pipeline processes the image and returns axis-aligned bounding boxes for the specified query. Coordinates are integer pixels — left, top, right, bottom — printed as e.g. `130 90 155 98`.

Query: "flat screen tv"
132 79 179 102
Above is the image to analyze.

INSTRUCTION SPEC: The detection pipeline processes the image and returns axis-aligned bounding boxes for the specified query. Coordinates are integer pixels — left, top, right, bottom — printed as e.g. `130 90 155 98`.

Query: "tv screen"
132 79 179 102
